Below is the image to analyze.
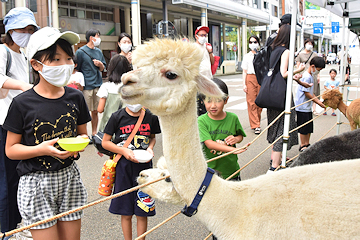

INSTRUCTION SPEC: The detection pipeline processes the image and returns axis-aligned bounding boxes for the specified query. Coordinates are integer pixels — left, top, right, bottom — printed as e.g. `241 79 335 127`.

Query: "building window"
253 0 261 9
78 10 85 19
272 5 278 17
86 11 93 19
263 1 268 9
59 8 69 17
58 1 113 22
29 0 37 13
94 12 100 20
70 9 77 17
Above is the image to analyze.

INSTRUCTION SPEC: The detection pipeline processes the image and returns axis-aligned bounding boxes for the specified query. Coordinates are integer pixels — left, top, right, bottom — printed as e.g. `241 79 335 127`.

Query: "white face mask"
127 104 142 113
311 67 319 76
37 61 74 87
92 37 101 47
305 44 313 51
249 43 259 51
11 31 32 48
198 36 207 45
120 43 132 53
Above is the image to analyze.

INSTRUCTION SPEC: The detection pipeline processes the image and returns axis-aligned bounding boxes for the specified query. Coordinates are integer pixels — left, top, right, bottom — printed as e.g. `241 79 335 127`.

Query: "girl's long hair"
107 54 132 84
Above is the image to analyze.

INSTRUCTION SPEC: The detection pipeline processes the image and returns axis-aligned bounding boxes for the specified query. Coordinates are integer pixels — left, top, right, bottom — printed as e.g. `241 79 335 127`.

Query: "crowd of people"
0 7 349 240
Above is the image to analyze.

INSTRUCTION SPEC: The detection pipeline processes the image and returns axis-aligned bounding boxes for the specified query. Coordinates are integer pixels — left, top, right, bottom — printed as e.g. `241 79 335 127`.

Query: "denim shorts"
17 162 87 229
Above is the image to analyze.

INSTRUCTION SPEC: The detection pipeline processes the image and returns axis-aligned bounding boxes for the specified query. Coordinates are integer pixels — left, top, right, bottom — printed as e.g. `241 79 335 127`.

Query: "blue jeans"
0 126 21 233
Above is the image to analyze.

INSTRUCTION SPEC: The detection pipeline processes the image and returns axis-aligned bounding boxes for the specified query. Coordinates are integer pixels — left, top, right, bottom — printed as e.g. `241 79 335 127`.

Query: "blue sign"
331 22 339 33
313 23 323 34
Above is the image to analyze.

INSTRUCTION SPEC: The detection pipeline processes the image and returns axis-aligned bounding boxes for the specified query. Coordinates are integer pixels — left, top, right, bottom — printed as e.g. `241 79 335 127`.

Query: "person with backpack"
241 35 263 134
0 7 39 239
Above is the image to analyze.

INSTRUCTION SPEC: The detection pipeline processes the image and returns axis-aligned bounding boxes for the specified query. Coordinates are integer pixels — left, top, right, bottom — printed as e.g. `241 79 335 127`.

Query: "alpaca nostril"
140 173 148 178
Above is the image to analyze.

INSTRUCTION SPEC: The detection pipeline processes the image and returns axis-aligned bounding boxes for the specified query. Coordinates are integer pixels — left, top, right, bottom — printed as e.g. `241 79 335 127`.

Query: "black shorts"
109 157 156 217
296 111 313 135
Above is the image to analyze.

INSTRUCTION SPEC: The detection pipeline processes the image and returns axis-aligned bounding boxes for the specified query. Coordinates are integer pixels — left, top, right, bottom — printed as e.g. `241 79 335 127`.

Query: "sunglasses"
249 41 258 44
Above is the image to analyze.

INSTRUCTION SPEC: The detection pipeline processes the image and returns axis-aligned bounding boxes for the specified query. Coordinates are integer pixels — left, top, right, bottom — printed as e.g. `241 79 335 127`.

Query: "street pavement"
78 63 358 239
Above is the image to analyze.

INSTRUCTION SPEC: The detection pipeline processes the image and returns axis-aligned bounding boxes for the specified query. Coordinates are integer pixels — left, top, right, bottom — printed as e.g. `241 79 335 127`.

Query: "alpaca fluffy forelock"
322 89 343 109
127 39 207 114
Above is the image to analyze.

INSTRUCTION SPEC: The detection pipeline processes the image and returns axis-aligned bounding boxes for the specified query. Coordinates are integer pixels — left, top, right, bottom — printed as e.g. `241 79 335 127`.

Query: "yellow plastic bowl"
58 137 90 152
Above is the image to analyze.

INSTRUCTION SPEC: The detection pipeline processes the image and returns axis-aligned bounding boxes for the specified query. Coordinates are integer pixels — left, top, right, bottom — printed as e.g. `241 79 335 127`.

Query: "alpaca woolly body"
290 129 360 167
322 89 360 130
120 38 360 239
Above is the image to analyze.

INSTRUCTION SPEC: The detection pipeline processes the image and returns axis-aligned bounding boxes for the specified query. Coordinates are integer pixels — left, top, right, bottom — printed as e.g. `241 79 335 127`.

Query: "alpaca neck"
159 94 207 203
337 101 348 116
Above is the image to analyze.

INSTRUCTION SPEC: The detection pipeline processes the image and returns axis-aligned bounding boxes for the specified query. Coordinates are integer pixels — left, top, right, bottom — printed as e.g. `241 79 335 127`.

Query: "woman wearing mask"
266 25 307 173
295 39 320 114
0 7 39 239
116 32 133 64
241 35 263 134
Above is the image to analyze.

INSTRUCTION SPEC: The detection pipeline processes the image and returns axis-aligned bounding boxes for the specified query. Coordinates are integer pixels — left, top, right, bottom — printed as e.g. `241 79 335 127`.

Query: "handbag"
255 47 287 111
93 131 114 157
98 108 145 196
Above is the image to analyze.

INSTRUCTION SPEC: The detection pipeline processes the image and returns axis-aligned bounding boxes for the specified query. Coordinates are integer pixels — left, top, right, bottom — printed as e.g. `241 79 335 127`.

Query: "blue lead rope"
182 168 215 217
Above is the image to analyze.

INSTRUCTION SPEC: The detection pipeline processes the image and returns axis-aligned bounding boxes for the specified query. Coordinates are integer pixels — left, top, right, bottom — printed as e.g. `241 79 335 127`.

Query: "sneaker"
331 113 336 116
88 135 94 144
323 112 327 115
254 127 261 135
266 167 277 174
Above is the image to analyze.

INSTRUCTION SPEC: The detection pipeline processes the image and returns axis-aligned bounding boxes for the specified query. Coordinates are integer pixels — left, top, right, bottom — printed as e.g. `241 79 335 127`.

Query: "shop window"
59 1 68 6
78 3 85 8
107 14 113 21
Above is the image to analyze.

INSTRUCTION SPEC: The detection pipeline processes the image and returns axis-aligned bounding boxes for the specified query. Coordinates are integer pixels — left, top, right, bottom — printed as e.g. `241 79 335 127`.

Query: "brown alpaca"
322 89 360 130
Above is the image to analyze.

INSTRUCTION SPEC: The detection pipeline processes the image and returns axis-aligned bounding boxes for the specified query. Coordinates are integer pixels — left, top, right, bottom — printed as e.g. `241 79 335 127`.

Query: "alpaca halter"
181 168 215 217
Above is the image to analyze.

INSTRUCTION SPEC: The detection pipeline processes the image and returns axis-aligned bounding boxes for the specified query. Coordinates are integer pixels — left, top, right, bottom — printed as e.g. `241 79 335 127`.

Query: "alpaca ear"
196 75 224 98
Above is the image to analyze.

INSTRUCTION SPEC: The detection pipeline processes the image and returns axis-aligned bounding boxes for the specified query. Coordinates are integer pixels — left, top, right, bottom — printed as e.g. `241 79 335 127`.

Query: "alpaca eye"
165 71 178 80
165 177 172 183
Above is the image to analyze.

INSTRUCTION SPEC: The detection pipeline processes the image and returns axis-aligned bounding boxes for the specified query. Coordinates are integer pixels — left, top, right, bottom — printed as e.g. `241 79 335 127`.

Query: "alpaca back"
290 129 360 167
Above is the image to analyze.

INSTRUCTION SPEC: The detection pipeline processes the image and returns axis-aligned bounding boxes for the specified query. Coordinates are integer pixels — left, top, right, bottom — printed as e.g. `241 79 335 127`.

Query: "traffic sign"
232 45 237 52
331 22 339 33
313 23 323 34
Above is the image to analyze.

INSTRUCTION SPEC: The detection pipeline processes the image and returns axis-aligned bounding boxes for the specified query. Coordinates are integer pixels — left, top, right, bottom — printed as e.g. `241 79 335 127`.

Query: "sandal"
299 144 310 152
254 127 261 135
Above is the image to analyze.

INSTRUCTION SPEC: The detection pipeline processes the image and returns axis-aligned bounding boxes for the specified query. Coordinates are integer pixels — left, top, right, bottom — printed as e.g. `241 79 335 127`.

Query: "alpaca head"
322 89 343 110
137 156 184 204
120 38 223 115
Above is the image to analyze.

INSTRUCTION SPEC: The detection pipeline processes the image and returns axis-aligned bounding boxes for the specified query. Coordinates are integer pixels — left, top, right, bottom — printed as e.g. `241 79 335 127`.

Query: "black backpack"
253 33 276 86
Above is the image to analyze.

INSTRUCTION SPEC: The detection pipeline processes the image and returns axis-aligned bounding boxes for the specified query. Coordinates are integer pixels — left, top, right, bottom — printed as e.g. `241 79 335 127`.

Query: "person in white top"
241 35 263 134
67 55 85 91
195 26 214 81
0 7 39 239
194 26 215 116
117 32 133 64
97 54 132 132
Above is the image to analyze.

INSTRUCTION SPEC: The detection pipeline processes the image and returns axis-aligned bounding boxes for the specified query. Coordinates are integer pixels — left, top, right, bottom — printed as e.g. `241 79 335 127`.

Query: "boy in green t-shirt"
198 78 246 180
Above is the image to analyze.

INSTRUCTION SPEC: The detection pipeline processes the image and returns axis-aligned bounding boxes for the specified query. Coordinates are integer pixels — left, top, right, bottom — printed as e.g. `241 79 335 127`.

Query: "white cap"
27 27 80 60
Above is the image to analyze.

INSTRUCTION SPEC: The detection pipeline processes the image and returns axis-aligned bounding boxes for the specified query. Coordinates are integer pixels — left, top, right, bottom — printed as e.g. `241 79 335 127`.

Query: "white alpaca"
137 157 184 205
120 38 360 239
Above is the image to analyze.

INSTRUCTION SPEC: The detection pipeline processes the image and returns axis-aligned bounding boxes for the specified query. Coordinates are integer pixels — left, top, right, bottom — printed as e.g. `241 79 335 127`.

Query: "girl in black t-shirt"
3 27 91 240
102 105 161 240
